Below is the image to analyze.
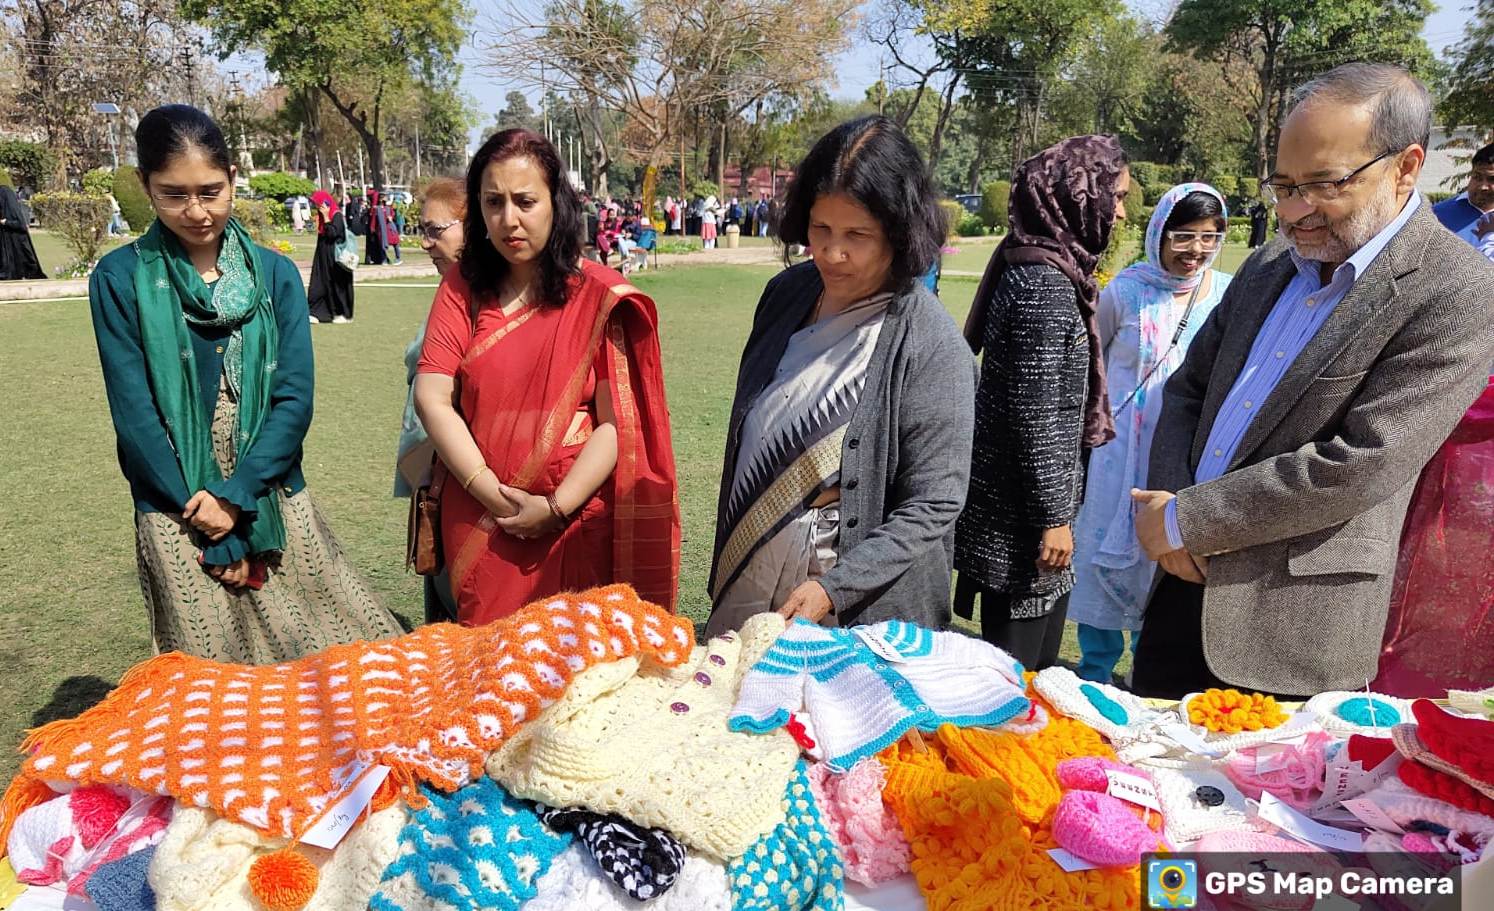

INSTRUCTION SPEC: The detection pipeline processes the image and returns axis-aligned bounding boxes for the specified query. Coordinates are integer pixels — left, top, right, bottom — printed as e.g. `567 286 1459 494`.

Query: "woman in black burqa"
0 186 46 280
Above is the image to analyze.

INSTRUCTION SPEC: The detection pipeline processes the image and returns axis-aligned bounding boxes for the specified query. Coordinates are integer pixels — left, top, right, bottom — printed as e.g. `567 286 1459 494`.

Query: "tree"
1441 0 1494 132
495 91 540 133
917 0 1122 173
1042 13 1157 141
3 0 200 180
1167 0 1435 181
490 0 853 211
180 0 469 192
1132 51 1253 178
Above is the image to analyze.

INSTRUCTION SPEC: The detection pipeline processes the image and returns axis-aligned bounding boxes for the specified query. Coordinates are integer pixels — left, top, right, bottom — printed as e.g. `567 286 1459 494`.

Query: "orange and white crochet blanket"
0 585 692 845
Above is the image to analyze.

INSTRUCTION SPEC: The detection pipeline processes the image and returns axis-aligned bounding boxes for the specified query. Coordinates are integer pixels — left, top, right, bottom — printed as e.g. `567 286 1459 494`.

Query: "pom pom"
69 786 130 849
248 847 319 911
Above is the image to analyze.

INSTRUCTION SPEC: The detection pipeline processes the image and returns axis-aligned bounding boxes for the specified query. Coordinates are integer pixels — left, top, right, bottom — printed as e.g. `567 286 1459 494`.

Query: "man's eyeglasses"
417 219 459 241
152 191 231 213
1262 149 1400 206
1167 230 1225 251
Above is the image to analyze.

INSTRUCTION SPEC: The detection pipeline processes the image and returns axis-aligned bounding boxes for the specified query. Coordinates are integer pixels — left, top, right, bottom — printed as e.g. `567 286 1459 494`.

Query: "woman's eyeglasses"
1167 230 1225 251
152 191 231 213
417 219 459 241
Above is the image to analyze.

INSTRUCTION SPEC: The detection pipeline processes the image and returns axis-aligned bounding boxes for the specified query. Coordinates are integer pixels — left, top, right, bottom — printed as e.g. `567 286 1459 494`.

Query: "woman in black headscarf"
0 186 46 280
953 135 1131 670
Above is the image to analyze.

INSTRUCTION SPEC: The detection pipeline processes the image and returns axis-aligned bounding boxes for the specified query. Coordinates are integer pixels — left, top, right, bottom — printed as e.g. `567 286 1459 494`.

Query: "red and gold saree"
418 261 679 625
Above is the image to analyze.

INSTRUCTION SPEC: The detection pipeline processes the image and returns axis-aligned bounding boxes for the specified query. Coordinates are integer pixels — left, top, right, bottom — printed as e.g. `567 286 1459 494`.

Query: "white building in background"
1420 125 1488 195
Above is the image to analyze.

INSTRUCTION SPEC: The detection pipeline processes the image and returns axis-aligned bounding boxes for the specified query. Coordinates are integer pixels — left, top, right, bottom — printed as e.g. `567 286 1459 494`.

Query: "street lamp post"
92 102 121 170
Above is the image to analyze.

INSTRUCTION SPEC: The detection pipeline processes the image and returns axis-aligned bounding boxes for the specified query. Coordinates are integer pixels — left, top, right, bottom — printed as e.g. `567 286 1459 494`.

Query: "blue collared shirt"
1164 192 1422 550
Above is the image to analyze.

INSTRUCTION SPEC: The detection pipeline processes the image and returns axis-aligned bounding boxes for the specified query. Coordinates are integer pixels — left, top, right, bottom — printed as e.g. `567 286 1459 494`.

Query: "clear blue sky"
456 0 1477 148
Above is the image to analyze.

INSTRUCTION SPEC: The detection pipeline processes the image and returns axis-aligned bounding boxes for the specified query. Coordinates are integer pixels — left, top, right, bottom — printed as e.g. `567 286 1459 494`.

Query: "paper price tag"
1104 769 1162 811
300 762 391 849
1340 798 1406 835
853 628 908 663
1257 792 1364 852
1160 722 1223 757
1047 848 1100 872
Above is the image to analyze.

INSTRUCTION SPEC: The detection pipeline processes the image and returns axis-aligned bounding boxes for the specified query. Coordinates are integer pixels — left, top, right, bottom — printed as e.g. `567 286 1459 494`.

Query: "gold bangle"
460 465 488 490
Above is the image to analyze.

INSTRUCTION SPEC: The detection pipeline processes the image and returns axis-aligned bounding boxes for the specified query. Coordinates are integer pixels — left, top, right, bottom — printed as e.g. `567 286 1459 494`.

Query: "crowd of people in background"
72 60 1494 703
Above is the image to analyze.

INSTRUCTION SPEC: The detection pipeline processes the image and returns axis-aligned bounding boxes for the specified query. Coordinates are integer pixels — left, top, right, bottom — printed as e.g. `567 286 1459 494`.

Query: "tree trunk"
318 81 387 193
716 119 728 200
1253 33 1281 183
927 72 961 169
577 94 610 198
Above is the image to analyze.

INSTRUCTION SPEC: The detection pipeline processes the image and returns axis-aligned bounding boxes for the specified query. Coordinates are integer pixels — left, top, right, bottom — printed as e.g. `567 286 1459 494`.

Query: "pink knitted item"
1056 756 1139 792
4 785 172 897
805 759 910 886
1223 730 1331 811
1051 791 1167 867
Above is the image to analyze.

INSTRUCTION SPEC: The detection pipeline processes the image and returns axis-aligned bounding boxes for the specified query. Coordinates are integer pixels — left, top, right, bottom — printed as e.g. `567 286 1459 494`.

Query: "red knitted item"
1411 699 1494 780
1398 760 1494 816
0 586 692 845
1347 734 1398 770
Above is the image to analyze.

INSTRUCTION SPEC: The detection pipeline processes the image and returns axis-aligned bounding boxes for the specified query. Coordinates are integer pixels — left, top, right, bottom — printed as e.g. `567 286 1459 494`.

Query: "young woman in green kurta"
88 104 401 663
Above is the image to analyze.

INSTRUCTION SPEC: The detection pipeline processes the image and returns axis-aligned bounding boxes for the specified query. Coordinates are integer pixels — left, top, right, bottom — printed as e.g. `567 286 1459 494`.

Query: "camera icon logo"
1147 858 1198 909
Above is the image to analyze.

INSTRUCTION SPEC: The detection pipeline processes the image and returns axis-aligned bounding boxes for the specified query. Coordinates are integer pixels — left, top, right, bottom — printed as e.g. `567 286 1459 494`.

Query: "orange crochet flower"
1187 689 1289 734
878 717 1139 911
0 585 693 846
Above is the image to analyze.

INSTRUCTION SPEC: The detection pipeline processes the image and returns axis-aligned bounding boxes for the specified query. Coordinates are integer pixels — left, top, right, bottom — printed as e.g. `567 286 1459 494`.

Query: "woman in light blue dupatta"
1069 183 1233 683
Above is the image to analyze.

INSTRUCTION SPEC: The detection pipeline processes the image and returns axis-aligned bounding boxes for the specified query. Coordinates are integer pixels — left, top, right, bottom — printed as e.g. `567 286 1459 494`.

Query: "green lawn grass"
21 229 433 278
0 258 1126 787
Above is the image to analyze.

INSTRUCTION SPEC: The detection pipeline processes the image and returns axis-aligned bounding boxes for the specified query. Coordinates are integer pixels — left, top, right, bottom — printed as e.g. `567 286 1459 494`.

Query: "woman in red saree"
414 129 679 625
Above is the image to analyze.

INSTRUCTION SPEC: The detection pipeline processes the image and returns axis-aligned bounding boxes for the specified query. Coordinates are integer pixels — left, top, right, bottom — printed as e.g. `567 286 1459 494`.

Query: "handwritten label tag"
1047 847 1100 872
300 762 391 849
1105 769 1162 811
1257 792 1364 852
853 628 907 663
1340 798 1406 835
1160 722 1223 757
1313 752 1402 812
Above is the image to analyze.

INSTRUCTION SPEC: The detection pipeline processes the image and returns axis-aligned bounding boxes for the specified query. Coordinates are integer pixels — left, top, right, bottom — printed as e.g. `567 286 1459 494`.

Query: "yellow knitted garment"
485 612 800 860
878 712 1139 911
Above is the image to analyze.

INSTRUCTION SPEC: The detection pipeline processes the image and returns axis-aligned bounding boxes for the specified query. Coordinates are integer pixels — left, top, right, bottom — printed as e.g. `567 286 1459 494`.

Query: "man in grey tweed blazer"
1131 63 1494 698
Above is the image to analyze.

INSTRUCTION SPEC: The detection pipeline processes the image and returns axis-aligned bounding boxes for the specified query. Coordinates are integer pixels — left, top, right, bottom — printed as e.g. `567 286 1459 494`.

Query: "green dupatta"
133 217 285 554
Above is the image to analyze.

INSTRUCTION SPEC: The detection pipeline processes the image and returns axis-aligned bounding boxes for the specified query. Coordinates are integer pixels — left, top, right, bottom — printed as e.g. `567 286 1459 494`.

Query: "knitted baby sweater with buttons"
728 620 1031 771
486 612 800 860
2 586 692 843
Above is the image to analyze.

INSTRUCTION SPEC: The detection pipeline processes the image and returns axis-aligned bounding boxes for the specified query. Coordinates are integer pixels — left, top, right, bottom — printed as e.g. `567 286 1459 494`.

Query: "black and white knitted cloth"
536 805 689 901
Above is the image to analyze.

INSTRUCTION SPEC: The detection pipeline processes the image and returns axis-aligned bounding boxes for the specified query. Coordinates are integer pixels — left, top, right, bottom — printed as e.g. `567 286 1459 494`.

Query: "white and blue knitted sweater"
727 619 1031 771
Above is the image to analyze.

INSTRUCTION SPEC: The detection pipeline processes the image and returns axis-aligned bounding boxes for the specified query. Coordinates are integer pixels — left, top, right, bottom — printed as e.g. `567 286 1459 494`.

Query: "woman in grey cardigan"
954 135 1132 670
706 115 976 634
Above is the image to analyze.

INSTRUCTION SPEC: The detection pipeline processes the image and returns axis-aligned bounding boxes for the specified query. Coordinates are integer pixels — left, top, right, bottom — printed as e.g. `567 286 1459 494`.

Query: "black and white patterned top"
955 263 1089 616
536 804 688 901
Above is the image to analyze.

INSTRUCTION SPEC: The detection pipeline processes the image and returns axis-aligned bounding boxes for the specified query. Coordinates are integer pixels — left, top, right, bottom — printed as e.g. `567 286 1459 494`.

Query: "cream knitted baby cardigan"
728 620 1031 771
485 612 800 860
